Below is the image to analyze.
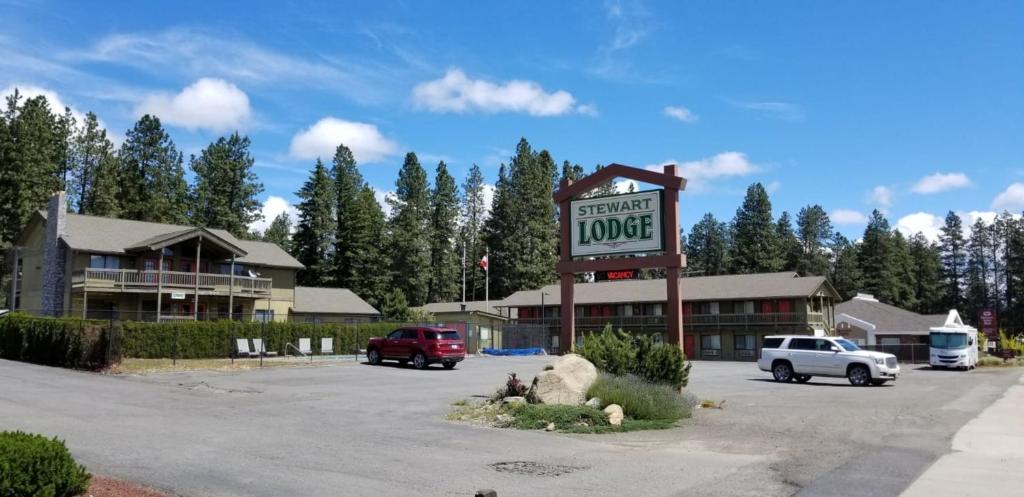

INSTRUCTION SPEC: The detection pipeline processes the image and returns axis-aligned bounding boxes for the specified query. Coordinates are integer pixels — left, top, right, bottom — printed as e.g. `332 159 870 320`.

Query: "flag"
479 254 489 270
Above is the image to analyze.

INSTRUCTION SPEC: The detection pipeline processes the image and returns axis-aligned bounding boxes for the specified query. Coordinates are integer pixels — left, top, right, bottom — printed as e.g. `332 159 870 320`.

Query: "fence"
858 343 930 364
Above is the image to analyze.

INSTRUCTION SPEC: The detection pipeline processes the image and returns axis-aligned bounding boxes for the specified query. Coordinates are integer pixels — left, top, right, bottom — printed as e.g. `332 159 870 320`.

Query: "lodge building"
499 272 840 360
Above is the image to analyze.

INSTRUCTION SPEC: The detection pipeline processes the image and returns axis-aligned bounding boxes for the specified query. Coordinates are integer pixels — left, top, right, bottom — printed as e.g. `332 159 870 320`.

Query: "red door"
684 335 696 360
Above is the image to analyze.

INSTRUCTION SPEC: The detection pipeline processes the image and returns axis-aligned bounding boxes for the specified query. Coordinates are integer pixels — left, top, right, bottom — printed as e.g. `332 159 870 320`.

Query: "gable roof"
291 286 380 315
125 227 248 257
416 301 508 318
500 272 838 307
33 211 303 269
836 296 948 334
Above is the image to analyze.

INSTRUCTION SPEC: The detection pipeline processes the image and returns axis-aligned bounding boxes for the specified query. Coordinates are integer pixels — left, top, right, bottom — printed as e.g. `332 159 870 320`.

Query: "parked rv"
928 311 978 370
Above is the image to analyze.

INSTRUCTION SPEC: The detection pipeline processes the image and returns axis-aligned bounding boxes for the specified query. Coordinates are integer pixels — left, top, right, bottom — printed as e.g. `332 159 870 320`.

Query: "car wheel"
795 375 812 383
412 352 427 370
871 379 888 386
367 349 381 365
847 365 871 386
772 361 794 382
443 362 456 370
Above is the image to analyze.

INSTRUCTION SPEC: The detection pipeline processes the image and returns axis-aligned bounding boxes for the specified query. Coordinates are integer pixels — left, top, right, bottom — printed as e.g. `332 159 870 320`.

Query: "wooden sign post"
554 164 687 353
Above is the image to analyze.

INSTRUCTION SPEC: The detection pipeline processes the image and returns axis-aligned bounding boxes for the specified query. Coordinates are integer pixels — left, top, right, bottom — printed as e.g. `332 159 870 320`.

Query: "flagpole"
461 244 466 305
485 247 489 310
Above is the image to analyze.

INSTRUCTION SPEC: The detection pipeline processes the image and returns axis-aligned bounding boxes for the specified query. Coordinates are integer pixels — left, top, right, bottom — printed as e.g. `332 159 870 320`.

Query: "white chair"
320 337 334 355
297 338 312 356
235 338 255 357
252 338 278 357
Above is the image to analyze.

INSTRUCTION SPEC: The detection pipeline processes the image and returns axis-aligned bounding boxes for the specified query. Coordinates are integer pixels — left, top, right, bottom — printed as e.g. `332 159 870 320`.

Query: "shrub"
578 325 692 389
586 374 691 421
0 431 91 497
505 403 609 430
0 314 110 369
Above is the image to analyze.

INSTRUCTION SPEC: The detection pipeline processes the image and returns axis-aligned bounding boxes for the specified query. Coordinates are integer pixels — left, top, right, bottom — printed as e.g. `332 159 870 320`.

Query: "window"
620 304 633 317
701 335 722 356
709 302 720 315
424 330 460 340
880 338 900 346
387 330 404 340
743 301 755 314
254 309 274 323
89 254 120 269
762 337 784 349
735 335 755 350
718 301 734 314
218 263 247 275
162 248 174 257
401 329 419 340
790 338 833 351
649 304 663 316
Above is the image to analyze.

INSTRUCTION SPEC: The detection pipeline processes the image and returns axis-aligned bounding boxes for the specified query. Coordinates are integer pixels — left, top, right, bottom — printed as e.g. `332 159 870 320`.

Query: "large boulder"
603 404 624 426
534 354 598 405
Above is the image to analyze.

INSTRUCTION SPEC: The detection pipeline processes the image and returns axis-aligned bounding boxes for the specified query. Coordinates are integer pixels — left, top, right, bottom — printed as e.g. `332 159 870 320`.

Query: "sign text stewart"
570 190 664 257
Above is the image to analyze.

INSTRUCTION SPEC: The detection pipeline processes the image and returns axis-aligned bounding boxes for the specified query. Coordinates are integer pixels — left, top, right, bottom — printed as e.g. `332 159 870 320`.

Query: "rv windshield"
930 332 969 349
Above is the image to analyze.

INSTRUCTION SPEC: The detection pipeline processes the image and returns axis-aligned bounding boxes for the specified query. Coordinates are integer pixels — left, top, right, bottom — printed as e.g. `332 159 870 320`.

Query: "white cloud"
289 117 398 163
135 78 251 132
481 183 496 215
374 188 396 218
647 152 759 192
831 209 869 226
663 105 698 123
992 182 1024 211
412 68 593 116
250 196 299 233
2 83 121 143
867 185 893 208
895 212 944 242
732 101 804 121
765 180 782 194
911 172 972 194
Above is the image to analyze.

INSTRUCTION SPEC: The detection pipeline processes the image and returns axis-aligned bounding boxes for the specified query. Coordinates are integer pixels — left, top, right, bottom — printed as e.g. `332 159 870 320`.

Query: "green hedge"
0 314 110 369
0 313 407 366
586 373 691 421
0 431 91 497
578 325 692 389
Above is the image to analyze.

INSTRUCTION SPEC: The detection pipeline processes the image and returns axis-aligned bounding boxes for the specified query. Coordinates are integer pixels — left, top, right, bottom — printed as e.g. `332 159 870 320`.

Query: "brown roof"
416 301 508 318
836 296 948 334
35 211 303 269
291 286 380 315
500 272 837 307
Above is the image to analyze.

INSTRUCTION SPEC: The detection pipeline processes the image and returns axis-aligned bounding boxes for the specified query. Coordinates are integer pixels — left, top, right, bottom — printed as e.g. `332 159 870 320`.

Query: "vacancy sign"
570 190 664 257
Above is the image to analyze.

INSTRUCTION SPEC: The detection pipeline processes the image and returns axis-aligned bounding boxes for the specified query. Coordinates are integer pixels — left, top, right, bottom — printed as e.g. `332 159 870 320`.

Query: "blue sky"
3 0 1022 240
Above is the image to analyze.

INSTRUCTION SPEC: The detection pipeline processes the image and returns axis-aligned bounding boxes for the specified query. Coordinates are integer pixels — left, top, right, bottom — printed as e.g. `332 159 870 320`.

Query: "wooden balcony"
71 268 273 298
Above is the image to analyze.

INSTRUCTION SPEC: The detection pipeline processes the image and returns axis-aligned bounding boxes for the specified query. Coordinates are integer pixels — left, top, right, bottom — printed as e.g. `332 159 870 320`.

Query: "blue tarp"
482 347 546 356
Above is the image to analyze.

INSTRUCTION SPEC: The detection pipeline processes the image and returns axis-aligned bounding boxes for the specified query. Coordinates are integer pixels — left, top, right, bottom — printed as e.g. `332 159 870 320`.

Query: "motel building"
499 271 840 361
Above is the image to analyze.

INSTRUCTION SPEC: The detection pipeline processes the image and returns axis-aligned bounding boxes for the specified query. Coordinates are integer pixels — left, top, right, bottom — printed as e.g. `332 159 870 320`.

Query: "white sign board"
570 190 664 257
170 292 187 300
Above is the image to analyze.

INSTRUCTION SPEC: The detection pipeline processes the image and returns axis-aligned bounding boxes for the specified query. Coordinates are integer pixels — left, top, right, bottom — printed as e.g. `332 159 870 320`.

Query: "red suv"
366 327 466 369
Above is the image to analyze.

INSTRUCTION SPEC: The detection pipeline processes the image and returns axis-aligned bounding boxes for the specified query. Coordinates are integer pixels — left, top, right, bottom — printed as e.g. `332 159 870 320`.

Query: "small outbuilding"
289 286 380 323
835 293 946 346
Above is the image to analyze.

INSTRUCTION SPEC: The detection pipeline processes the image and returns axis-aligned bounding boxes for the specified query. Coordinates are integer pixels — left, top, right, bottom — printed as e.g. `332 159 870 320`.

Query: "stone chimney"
41 191 68 316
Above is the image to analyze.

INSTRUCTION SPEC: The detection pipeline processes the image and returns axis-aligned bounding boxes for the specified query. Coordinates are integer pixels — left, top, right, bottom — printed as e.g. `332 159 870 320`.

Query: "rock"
495 414 513 426
545 422 556 431
604 404 624 426
534 354 598 405
502 396 526 405
584 397 602 409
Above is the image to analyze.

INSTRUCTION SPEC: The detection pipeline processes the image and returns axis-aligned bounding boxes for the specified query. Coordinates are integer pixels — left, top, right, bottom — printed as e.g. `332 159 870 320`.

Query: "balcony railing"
71 268 273 297
509 312 827 330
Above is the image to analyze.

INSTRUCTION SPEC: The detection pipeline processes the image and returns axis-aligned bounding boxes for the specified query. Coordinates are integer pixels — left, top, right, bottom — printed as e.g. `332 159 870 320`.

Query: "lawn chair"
235 338 255 358
320 337 334 355
297 338 312 356
252 338 278 357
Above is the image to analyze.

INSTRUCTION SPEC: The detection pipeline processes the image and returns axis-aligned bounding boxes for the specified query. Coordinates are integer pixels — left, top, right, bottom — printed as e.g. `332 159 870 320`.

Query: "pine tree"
70 112 117 215
796 205 833 276
0 93 61 244
889 230 918 309
511 144 558 292
858 210 901 303
428 161 459 302
830 232 862 300
1004 216 1024 331
965 218 993 320
330 143 365 289
292 159 335 286
53 106 76 192
118 115 188 224
938 211 967 310
189 133 264 236
908 233 943 314
347 186 390 309
686 213 729 276
590 164 618 197
460 164 488 301
483 164 515 298
89 150 121 217
262 212 292 251
775 211 801 272
730 183 780 273
388 152 432 306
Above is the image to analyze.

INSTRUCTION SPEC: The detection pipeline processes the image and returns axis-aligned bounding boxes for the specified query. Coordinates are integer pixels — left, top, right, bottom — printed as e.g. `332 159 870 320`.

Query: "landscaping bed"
84 476 169 497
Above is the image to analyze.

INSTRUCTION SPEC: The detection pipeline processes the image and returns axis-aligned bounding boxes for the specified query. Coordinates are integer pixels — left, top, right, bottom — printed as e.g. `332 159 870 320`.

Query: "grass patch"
977 356 1024 368
505 403 609 430
562 418 677 434
586 373 691 421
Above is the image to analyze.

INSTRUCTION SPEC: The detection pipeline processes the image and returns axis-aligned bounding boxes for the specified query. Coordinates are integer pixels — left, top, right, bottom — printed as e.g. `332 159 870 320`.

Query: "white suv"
757 335 900 386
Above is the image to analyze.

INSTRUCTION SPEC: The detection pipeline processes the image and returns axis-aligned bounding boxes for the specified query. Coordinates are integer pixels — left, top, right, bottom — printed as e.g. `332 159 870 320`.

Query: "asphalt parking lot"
1 357 1020 497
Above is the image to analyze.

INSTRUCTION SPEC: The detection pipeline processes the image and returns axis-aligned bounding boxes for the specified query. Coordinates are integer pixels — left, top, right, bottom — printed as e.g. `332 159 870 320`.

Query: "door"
382 329 404 357
683 335 696 360
399 329 421 358
787 338 820 373
814 339 845 374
